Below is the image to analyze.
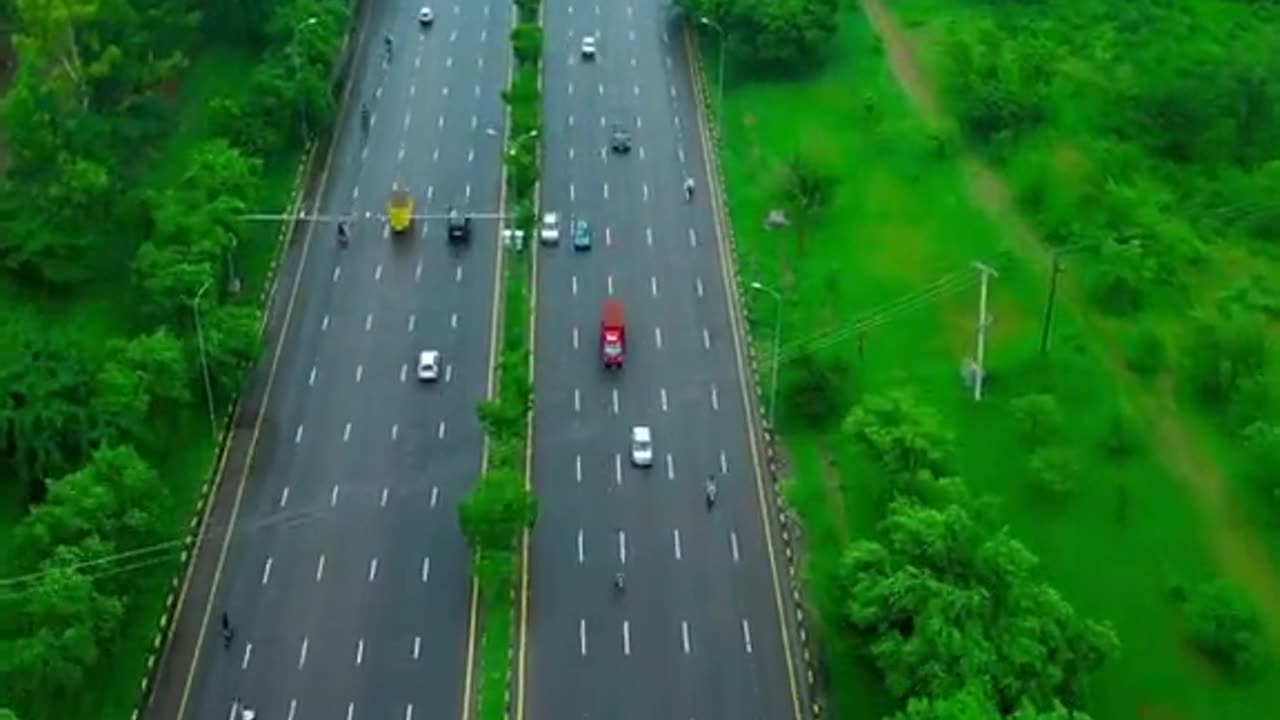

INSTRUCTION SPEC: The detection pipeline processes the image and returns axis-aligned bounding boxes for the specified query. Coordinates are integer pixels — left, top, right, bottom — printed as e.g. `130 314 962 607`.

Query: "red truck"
601 300 625 368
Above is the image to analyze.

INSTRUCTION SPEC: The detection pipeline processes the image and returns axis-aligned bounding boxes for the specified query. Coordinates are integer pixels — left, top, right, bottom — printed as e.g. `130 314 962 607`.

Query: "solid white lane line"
574 388 581 412
660 388 668 412
572 327 580 349
295 425 304 444
309 366 316 385
322 314 329 331
367 558 378 582
261 557 272 585
280 487 289 507
730 531 741 562
623 620 631 656
438 421 446 439
618 530 627 564
330 485 339 506
646 227 653 246
316 554 326 581
355 638 365 666
391 425 399 442
673 529 682 560
615 454 622 485
696 277 704 297
612 387 619 414
344 422 352 442
421 557 431 583
431 486 439 508
711 384 720 410
720 450 728 474
380 487 389 506
575 455 583 483
703 328 711 349
298 637 309 668
742 619 754 654
666 453 675 480
577 529 584 564
413 636 421 659
580 619 587 656
655 327 663 349
408 314 416 332
681 621 691 654
365 313 373 331
651 276 658 296
355 365 363 382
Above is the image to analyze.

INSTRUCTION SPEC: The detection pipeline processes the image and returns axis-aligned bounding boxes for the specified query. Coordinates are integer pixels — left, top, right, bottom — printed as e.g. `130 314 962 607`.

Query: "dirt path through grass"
857 0 1280 640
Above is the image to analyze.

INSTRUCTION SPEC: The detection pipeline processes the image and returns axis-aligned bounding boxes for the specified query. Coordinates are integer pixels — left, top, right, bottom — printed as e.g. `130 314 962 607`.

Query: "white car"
418 7 434 25
539 212 560 245
581 35 597 59
417 350 441 381
630 426 653 467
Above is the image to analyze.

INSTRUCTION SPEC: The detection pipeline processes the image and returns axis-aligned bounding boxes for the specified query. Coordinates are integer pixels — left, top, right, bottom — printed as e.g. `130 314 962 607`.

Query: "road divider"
459 2 544 720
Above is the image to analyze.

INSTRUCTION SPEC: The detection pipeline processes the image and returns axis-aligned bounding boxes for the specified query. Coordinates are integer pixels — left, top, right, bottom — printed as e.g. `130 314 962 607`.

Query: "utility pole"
972 262 998 402
1038 254 1065 356
193 280 218 440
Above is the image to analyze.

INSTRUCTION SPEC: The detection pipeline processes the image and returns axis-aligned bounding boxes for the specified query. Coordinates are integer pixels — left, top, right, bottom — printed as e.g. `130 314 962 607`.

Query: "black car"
447 207 471 243
610 125 632 154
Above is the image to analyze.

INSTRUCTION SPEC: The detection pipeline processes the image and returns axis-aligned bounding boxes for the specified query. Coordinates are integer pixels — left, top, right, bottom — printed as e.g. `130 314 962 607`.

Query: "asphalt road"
177 1 511 718
526 2 804 719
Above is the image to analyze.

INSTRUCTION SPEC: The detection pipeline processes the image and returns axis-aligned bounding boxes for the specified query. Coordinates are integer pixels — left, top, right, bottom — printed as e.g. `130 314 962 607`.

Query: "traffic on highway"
158 2 512 719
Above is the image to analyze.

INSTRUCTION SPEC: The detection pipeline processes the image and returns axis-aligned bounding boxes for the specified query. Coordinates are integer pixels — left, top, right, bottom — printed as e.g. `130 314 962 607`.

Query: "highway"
524 1 804 719
173 1 511 718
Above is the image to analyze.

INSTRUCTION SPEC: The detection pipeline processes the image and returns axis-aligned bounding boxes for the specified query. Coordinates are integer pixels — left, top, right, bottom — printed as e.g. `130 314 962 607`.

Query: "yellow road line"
461 2 522 719
685 25 807 720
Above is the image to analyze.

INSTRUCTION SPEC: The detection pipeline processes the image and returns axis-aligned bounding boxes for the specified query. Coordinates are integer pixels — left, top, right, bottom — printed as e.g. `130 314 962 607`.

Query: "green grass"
476 594 514 720
0 45 308 720
708 11 1280 720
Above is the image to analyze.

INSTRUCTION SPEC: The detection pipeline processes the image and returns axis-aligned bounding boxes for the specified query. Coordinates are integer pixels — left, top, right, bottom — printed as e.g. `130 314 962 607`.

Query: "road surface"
524 2 805 719
163 2 511 719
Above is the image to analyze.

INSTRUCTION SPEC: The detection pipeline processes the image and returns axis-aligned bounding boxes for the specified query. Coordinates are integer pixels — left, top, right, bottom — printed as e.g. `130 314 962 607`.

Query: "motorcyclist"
337 219 350 246
360 103 370 132
705 475 717 509
384 34 394 59
684 176 695 201
614 572 625 592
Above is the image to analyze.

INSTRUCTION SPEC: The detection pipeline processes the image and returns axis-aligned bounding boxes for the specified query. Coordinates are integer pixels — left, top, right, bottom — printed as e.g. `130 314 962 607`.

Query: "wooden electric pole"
972 262 998 401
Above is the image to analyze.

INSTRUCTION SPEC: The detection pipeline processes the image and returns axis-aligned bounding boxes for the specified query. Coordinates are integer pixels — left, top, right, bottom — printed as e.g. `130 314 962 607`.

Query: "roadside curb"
686 27 824 720
131 140 316 720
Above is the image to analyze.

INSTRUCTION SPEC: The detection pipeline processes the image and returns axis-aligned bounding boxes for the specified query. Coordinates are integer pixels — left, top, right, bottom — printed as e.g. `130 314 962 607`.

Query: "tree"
1009 394 1061 447
458 469 538 554
888 684 1096 720
1184 580 1265 678
200 303 262 398
782 349 852 428
1240 422 1280 513
777 151 836 253
1184 305 1269 415
843 390 953 486
840 496 1119 713
1028 446 1078 499
92 328 191 444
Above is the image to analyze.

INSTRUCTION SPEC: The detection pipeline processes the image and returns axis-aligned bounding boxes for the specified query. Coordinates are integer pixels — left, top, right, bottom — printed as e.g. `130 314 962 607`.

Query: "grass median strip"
463 2 543 719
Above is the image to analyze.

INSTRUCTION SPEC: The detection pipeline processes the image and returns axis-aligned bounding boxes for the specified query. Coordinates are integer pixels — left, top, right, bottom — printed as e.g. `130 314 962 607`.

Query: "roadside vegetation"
459 0 542 718
683 0 1280 717
0 1 351 719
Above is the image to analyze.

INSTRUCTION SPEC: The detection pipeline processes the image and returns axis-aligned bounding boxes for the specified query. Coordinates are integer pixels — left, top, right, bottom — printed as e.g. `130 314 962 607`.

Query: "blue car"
572 218 592 250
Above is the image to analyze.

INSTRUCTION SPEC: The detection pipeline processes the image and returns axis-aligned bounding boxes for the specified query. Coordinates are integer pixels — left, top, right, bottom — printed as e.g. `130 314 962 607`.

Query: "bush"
511 24 543 67
1184 580 1265 678
1124 323 1168 377
781 350 853 429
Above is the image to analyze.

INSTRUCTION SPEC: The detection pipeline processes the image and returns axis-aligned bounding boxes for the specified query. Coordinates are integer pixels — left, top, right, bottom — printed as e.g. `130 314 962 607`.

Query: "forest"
0 1 349 718
682 0 1280 717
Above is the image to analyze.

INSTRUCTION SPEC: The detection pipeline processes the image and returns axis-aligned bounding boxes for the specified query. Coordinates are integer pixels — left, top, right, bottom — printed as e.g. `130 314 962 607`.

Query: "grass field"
706 9 1280 720
0 45 305 720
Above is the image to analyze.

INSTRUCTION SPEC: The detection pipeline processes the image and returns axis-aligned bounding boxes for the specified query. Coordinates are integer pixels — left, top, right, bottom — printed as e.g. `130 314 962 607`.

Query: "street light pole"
193 280 218 441
698 17 725 131
293 17 320 140
750 281 782 429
